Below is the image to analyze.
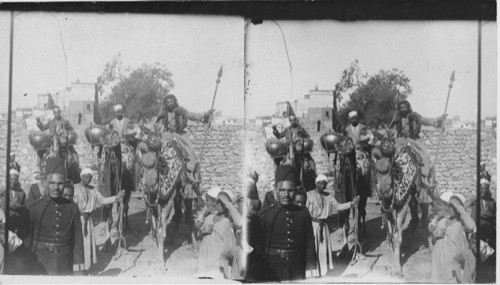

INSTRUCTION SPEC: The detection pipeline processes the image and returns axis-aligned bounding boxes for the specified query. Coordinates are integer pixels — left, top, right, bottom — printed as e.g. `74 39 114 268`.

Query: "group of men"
251 99 496 282
0 94 214 276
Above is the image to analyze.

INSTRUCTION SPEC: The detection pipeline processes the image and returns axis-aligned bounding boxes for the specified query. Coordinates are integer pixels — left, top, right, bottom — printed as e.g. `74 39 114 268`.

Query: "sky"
246 21 497 121
0 13 244 118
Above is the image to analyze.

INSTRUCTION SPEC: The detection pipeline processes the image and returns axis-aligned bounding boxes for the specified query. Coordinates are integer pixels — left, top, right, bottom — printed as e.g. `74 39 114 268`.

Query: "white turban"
80 168 93 177
348 111 358 119
114 104 123 112
315 174 328 184
9 169 19 177
219 189 235 203
439 191 454 203
206 187 221 200
480 178 490 185
440 190 466 206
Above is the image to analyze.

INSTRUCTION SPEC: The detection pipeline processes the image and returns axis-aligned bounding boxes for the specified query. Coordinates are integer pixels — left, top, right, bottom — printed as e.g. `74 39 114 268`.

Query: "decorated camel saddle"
374 135 423 206
137 127 187 200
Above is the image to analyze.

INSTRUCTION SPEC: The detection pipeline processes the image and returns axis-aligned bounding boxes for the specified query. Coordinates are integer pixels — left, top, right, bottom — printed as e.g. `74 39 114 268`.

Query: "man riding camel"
389 100 447 187
272 115 317 176
155 94 214 173
109 104 131 139
36 106 79 168
154 94 213 245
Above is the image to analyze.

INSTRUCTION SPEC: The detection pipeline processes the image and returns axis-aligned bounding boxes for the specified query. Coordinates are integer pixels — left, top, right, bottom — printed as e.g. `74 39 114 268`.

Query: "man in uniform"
26 157 84 275
272 115 317 176
36 106 79 167
253 164 316 281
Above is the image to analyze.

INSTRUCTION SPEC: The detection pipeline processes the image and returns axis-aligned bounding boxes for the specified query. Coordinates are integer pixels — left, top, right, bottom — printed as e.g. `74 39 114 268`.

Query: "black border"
0 0 496 21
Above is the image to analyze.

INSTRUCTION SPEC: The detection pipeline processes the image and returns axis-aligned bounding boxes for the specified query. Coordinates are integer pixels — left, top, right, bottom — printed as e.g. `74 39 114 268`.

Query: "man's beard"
117 115 123 120
12 181 21 189
166 105 175 112
351 121 359 127
399 107 410 117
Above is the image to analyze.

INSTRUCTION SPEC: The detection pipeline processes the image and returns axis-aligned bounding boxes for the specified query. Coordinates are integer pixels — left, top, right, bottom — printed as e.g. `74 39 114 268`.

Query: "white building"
53 82 96 110
276 87 334 119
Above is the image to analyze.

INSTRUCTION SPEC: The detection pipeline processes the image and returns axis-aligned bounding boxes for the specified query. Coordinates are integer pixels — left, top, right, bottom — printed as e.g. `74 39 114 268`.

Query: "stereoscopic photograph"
0 4 496 285
244 20 496 283
0 12 244 281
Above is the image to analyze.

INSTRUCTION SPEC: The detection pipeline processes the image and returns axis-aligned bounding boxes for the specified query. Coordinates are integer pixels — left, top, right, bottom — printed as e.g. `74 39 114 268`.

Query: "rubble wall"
0 119 244 196
246 128 497 200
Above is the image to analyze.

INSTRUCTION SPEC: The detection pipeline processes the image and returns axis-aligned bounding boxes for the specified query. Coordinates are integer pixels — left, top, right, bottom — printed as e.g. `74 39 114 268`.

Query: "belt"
36 242 70 253
311 218 327 242
265 247 301 259
311 218 327 224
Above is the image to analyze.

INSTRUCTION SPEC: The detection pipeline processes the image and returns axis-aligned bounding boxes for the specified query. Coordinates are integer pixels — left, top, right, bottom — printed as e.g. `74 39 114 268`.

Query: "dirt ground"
87 192 432 282
316 197 433 283
86 192 206 280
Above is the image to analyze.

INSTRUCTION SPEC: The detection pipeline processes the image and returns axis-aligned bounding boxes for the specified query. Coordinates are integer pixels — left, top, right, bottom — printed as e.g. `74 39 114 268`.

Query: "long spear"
433 70 455 167
198 66 223 165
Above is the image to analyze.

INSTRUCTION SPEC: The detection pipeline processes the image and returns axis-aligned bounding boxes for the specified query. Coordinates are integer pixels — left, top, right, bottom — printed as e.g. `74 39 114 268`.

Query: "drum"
63 131 78 146
320 132 342 153
265 138 288 158
303 138 314 153
28 131 52 150
85 126 110 146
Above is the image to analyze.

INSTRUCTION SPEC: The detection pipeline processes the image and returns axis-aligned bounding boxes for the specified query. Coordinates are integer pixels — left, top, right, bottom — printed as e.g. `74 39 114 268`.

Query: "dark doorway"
317 120 321 132
78 113 82 125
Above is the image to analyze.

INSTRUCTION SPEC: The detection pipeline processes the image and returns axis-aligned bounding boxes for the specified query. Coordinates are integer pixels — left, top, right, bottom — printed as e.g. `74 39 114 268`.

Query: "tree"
337 65 412 128
98 61 174 123
332 59 368 131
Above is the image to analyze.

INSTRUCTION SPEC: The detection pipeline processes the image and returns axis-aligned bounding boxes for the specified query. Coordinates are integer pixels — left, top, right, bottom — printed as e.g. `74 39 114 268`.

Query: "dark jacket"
37 118 74 136
273 125 310 143
156 106 208 134
254 203 316 281
389 112 439 139
27 196 84 275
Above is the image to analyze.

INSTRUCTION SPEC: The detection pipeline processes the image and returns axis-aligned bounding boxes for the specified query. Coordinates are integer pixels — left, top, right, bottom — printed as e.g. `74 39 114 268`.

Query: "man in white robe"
305 175 359 277
72 168 124 272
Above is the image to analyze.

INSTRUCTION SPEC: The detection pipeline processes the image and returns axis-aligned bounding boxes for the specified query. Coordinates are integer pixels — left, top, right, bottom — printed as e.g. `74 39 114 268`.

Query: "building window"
78 114 82 125
317 121 321 132
325 111 329 119
87 104 91 111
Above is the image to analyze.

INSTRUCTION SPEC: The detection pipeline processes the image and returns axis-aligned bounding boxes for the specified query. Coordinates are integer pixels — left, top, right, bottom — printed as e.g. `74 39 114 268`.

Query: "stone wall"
1 119 244 198
246 128 497 200
1 119 495 203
